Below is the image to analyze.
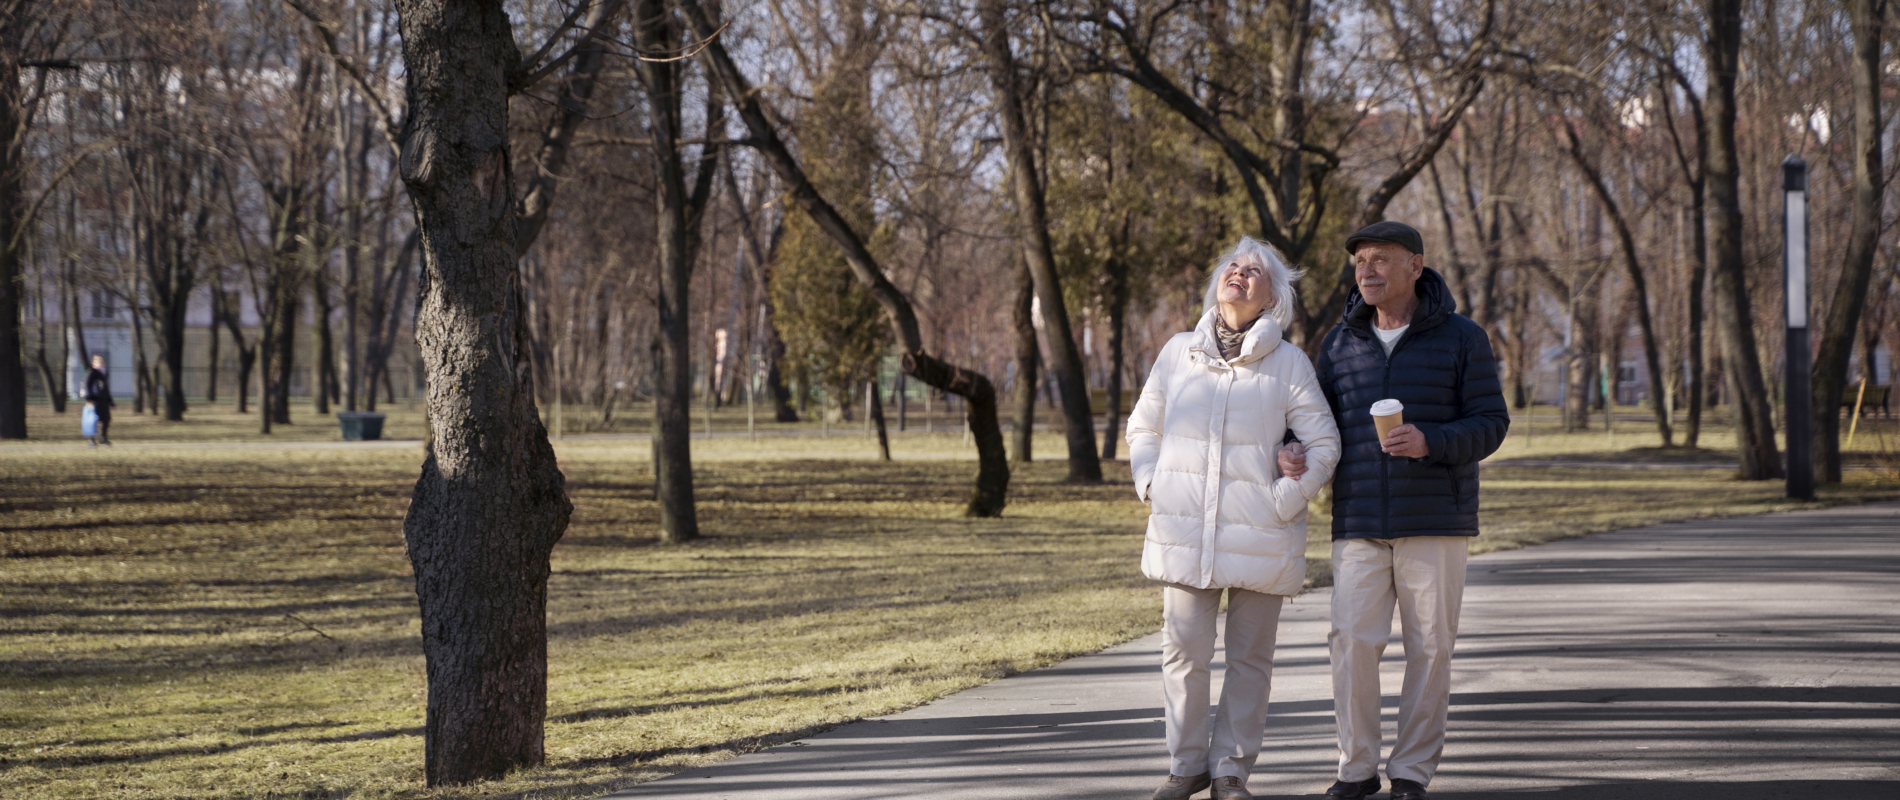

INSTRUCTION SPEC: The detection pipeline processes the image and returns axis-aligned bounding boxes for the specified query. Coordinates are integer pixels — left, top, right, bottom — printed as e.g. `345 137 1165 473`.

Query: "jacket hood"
1188 307 1283 365
1341 267 1456 333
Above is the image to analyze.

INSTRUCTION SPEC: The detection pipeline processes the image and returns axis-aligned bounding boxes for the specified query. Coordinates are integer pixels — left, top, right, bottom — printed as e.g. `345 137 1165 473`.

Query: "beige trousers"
1161 584 1284 780
1329 536 1468 785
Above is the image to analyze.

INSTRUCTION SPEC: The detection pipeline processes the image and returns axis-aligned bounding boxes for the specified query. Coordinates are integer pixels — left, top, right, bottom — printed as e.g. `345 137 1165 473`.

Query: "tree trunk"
364 229 419 414
1100 256 1130 461
258 292 274 433
762 306 796 421
216 289 255 416
978 0 1100 482
390 0 573 786
1684 182 1708 448
635 0 721 543
130 284 152 415
0 7 24 439
154 271 192 421
1812 0 1885 484
270 277 297 425
313 267 336 415
869 377 890 461
206 290 220 404
1010 250 1037 463
66 272 88 397
685 0 1008 514
33 326 64 413
1704 0 1782 479
1564 306 1594 431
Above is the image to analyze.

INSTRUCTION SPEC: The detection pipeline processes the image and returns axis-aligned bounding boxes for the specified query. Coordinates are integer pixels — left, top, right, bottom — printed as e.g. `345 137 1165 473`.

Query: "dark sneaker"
1389 778 1428 800
1325 776 1382 799
1154 772 1211 800
1212 775 1253 799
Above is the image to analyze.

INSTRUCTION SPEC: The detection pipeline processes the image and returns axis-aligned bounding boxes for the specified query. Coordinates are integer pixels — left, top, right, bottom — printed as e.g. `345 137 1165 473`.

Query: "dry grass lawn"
3 401 1897 799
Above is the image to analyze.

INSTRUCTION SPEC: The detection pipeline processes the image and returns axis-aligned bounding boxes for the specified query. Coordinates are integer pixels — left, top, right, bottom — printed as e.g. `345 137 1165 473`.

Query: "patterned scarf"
1213 312 1261 360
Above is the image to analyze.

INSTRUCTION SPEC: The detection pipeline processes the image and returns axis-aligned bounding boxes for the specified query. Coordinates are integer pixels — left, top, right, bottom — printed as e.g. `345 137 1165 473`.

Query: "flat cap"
1344 220 1424 256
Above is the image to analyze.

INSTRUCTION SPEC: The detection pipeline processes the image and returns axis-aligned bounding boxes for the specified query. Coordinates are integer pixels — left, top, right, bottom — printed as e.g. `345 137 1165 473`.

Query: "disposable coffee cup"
1371 399 1404 442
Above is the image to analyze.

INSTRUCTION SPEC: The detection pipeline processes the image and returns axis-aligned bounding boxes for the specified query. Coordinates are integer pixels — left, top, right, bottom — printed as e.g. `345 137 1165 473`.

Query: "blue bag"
82 404 98 438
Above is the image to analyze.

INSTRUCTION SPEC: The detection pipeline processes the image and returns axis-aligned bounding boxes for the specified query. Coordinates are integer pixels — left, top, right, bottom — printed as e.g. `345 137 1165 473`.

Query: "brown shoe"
1212 775 1252 800
1153 772 1211 800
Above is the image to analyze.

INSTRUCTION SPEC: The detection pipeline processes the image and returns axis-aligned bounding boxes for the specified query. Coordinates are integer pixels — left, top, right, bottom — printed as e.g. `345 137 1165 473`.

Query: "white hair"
1203 236 1304 328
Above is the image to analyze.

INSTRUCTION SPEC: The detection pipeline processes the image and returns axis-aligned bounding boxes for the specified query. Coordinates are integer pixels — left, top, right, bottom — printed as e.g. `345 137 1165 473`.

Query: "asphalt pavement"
604 502 1900 799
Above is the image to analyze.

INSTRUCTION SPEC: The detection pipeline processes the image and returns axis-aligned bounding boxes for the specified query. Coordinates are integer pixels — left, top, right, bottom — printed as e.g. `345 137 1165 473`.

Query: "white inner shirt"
1374 323 1409 356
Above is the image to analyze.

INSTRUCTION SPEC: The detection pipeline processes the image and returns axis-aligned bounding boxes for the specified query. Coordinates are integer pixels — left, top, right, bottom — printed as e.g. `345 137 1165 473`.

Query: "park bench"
1843 384 1890 418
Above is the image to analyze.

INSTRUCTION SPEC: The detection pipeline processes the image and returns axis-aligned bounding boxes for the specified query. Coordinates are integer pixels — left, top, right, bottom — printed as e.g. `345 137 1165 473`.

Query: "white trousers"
1161 584 1284 780
1329 536 1468 785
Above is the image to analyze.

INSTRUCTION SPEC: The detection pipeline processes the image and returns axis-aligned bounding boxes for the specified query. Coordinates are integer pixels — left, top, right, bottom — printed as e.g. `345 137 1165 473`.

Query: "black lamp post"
1783 155 1813 500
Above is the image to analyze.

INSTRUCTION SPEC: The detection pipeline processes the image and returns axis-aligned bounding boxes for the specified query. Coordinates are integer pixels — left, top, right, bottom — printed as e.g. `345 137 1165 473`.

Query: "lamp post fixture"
1783 155 1813 500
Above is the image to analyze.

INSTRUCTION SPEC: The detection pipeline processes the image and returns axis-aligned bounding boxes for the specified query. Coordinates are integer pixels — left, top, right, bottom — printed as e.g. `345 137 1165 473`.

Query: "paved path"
604 502 1900 799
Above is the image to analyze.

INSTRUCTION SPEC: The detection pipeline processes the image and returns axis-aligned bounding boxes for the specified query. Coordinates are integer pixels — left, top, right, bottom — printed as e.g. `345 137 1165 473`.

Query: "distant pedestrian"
1127 237 1340 800
1279 221 1509 800
82 354 113 447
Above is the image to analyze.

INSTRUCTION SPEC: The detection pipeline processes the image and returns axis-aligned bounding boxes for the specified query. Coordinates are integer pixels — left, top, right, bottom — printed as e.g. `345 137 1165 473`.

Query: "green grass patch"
3 407 1897 798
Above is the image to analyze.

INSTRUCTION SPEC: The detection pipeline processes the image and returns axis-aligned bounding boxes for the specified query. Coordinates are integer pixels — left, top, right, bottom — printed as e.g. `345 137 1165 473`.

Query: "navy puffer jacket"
1316 268 1509 539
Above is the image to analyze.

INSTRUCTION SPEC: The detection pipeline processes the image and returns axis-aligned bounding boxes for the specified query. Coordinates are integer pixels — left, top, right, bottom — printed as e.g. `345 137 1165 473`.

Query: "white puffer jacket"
1127 309 1341 596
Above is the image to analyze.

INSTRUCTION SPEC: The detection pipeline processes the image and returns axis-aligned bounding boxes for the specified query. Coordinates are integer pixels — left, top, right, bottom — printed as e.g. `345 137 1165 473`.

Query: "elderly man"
1280 221 1508 800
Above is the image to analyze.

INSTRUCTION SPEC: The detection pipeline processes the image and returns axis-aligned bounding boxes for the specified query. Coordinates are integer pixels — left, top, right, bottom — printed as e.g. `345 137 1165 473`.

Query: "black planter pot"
337 411 387 441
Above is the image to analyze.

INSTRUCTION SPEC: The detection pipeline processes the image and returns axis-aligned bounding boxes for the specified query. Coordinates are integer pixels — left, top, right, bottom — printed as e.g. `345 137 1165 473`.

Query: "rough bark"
978 0 1100 481
1010 250 1037 463
684 0 1007 514
1703 0 1782 479
0 6 25 438
391 0 572 785
1813 0 1885 484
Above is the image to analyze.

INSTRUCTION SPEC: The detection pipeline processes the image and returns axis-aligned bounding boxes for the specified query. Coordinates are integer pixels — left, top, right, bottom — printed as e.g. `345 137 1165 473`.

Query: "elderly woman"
1127 236 1340 800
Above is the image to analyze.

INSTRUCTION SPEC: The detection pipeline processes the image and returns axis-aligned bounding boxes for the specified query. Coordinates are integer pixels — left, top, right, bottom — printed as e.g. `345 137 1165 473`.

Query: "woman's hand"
1277 441 1307 479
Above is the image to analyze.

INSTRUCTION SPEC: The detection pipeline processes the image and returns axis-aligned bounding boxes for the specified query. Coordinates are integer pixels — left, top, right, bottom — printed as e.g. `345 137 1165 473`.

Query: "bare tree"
380 0 617 783
977 0 1102 480
1558 119 1673 444
684 0 1011 514
0 0 39 437
633 0 722 543
1812 0 1885 482
1703 0 1781 479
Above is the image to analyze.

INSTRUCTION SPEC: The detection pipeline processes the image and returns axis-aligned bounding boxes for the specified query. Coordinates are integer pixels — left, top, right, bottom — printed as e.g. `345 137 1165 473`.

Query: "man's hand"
1278 441 1307 479
1382 424 1430 459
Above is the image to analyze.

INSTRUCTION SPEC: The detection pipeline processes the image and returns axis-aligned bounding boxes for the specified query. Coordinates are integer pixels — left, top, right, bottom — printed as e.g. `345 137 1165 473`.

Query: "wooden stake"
1846 377 1869 449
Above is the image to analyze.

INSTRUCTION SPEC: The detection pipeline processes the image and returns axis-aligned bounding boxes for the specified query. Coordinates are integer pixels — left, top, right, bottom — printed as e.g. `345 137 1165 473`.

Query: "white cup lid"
1371 399 1404 417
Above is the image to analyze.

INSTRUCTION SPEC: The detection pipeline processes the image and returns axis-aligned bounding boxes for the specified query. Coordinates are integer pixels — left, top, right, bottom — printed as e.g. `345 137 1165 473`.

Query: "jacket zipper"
1379 333 1392 539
